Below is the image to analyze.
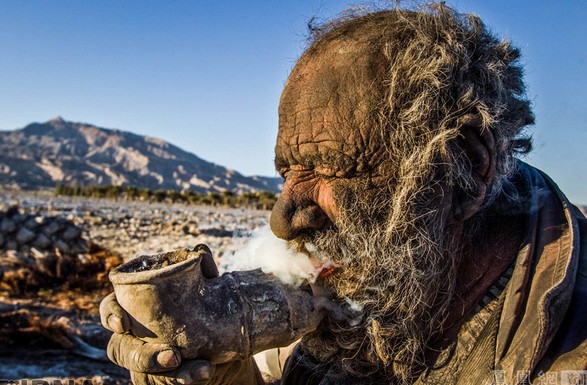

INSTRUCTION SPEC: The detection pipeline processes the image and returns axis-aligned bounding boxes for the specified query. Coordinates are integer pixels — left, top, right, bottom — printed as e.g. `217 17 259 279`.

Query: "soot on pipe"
109 244 326 364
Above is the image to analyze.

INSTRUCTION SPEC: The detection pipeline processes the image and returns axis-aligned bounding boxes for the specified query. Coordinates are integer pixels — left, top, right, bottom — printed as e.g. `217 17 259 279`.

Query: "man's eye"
314 166 336 178
279 168 290 179
280 166 316 180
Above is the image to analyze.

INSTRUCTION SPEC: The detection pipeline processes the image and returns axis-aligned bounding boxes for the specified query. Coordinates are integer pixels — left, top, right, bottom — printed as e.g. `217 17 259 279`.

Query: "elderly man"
100 4 587 385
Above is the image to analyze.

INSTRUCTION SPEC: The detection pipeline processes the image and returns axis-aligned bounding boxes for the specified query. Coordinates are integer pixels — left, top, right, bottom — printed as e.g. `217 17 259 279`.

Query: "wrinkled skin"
268 32 521 383
100 9 528 385
269 37 453 382
270 36 393 241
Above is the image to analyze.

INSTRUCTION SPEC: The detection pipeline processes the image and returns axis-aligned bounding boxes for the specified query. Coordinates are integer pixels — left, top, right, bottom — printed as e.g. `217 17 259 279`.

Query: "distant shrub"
54 184 277 210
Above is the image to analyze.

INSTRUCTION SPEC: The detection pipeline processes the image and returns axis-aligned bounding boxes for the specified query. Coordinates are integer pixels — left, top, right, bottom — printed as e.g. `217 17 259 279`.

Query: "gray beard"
292 189 462 384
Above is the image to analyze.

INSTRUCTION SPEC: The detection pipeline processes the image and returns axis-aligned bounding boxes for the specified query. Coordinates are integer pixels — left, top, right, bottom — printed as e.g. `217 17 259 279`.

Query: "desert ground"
0 190 271 384
1 190 585 384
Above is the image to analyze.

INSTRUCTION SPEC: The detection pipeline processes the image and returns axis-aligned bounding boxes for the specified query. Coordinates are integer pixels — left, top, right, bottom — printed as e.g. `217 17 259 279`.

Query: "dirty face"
270 38 391 241
270 36 462 381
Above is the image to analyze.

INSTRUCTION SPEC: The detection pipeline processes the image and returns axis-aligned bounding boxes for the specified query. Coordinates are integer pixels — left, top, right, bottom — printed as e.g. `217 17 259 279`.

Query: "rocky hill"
0 117 282 193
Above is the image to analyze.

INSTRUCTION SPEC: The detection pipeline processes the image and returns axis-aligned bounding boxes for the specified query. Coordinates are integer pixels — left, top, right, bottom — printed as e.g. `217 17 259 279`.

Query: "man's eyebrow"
276 151 345 171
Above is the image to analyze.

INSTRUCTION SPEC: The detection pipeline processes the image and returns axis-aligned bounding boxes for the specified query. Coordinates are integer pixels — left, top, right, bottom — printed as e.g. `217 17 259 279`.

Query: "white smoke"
222 225 323 286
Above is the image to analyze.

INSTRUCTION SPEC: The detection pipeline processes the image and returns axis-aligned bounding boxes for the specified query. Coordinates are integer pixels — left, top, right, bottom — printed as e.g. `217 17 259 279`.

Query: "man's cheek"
316 182 340 223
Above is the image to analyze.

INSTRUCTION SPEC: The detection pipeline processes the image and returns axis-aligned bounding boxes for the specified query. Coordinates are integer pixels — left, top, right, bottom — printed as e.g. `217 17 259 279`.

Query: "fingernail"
157 349 178 368
108 315 122 331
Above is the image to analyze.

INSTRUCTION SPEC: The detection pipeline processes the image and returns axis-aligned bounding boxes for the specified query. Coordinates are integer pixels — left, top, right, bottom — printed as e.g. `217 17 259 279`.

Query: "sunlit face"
270 38 392 242
269 38 461 381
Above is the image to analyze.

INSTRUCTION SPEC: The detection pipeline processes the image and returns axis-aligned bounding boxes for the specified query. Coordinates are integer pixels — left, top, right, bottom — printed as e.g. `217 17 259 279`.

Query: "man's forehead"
276 39 386 172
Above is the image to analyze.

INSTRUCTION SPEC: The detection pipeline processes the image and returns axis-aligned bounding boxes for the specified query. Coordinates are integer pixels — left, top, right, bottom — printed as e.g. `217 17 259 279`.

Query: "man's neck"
437 207 527 347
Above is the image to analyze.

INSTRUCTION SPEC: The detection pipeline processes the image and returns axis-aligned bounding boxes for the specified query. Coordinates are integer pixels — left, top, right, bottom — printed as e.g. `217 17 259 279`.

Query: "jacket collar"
496 162 580 381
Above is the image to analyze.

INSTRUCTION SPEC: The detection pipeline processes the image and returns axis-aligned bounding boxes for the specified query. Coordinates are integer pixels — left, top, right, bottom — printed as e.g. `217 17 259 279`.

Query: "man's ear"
452 114 496 222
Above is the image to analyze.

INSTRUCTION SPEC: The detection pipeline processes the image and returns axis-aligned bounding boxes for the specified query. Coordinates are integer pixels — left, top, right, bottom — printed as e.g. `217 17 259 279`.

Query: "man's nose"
270 192 330 241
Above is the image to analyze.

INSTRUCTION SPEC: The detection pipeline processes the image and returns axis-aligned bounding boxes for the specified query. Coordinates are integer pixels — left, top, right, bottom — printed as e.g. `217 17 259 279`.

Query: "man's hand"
100 293 265 385
100 292 215 385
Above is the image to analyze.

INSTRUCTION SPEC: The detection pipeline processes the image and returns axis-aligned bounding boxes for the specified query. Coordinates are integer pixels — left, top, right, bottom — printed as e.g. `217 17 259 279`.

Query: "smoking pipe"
109 245 326 364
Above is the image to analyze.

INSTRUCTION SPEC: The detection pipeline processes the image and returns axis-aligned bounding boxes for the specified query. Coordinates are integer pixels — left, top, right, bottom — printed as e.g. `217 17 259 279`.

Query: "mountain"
0 117 283 194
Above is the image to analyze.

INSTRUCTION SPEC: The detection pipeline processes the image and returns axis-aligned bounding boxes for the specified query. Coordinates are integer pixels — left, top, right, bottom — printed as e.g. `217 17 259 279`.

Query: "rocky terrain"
0 190 271 384
0 117 282 193
1 189 584 383
0 191 270 261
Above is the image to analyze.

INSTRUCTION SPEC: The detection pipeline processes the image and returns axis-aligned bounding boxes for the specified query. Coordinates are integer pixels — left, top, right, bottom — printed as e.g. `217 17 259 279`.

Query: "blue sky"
1 1 586 203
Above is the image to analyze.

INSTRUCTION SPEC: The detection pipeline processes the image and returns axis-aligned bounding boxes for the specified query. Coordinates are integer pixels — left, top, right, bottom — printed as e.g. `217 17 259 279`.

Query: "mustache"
293 201 460 383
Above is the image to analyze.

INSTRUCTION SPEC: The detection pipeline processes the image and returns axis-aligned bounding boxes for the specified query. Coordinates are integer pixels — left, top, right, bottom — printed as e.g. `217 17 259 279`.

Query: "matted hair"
293 4 535 383
305 2 534 207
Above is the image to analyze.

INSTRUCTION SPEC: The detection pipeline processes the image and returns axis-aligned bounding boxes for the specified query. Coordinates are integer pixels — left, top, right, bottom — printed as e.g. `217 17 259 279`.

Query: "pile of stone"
1 191 270 249
0 206 116 293
0 206 87 255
